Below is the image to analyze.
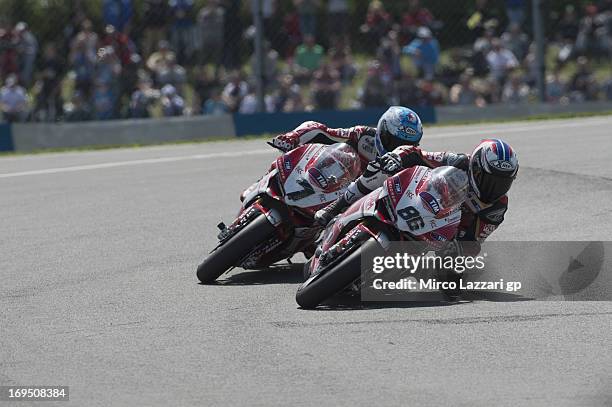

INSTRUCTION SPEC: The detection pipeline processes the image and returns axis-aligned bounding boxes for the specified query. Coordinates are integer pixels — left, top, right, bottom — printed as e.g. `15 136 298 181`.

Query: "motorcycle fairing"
385 166 462 238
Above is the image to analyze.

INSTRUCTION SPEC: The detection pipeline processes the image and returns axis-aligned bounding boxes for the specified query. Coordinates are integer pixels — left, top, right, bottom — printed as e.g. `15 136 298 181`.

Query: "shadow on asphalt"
315 298 461 310
307 290 532 311
459 291 533 302
202 263 305 285
197 265 534 308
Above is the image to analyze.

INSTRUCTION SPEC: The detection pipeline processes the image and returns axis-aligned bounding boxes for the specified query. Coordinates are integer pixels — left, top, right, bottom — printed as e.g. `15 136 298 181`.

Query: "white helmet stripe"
499 141 506 161
480 148 491 173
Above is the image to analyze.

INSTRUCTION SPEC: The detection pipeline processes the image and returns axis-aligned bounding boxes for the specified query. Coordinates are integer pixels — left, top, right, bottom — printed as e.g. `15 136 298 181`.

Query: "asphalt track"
1 117 611 406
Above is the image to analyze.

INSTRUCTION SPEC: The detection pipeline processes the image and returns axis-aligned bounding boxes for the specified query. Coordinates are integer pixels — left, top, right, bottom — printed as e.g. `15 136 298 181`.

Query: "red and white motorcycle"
296 165 469 308
197 143 362 283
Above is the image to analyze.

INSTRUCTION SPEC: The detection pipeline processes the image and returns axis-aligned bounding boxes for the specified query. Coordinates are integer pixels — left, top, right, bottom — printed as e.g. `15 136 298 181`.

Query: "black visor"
472 159 515 202
380 129 416 153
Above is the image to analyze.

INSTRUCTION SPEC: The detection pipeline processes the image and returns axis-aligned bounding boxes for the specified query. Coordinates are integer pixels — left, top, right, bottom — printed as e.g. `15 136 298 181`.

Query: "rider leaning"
329 136 520 256
271 105 423 174
272 106 519 254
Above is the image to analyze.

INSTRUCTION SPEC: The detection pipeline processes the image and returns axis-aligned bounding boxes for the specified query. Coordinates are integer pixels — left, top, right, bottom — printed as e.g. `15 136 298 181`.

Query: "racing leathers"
271 121 379 168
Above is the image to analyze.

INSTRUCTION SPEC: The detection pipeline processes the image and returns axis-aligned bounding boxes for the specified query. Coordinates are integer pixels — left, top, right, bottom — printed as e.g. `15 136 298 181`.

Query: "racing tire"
296 238 379 309
197 213 277 283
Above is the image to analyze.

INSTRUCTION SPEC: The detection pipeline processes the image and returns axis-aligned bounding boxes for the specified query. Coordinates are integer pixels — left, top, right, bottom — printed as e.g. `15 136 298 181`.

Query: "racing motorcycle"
196 143 362 283
296 165 469 308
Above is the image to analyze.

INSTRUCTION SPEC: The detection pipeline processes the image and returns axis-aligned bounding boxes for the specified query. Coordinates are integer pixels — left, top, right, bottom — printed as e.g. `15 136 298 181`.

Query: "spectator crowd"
1 0 611 123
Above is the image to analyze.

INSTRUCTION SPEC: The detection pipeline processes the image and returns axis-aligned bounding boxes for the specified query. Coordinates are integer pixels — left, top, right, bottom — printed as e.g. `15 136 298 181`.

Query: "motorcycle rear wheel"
196 213 277 283
296 238 379 309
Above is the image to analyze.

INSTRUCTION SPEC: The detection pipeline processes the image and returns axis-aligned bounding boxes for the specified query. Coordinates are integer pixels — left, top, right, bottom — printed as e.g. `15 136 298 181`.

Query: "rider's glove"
380 152 403 174
364 152 403 177
314 196 350 226
272 133 298 152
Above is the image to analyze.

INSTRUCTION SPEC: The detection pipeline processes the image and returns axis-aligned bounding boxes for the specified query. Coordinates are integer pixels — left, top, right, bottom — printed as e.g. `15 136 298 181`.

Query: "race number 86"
397 206 424 231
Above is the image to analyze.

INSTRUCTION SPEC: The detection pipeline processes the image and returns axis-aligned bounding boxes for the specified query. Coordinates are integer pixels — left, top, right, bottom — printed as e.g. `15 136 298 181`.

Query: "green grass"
429 109 612 127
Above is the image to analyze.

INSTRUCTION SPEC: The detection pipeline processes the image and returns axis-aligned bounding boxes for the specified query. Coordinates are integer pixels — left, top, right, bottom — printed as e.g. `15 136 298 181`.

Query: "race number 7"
287 179 315 201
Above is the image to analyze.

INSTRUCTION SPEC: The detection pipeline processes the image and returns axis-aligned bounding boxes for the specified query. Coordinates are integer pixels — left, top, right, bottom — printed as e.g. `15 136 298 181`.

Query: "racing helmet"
469 139 519 203
375 106 423 155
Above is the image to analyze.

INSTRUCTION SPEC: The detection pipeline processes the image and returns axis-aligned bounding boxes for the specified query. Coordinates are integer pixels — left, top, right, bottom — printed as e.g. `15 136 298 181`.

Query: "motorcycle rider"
271 105 519 253
313 134 519 255
270 106 424 171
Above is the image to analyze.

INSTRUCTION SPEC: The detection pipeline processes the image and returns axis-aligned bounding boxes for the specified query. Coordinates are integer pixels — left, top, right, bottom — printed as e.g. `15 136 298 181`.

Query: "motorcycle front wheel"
296 238 379 309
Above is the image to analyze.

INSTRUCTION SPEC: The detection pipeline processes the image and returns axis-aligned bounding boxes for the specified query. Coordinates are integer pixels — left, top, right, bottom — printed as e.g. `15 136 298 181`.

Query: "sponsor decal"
489 160 514 171
393 177 402 193
308 167 328 190
284 158 292 171
399 126 417 136
359 136 376 155
480 223 496 238
430 232 446 241
419 191 441 215
365 196 376 210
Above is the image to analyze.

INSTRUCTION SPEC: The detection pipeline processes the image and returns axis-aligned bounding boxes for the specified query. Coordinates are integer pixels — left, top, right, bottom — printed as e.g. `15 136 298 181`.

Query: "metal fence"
0 0 610 123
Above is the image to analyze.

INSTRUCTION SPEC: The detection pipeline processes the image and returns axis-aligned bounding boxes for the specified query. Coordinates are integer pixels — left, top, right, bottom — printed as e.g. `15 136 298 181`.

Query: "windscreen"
421 166 469 217
307 144 361 192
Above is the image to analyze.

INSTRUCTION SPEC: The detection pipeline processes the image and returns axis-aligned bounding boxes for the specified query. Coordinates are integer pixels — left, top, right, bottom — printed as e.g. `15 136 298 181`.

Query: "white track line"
0 149 272 179
0 118 610 179
427 118 610 139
